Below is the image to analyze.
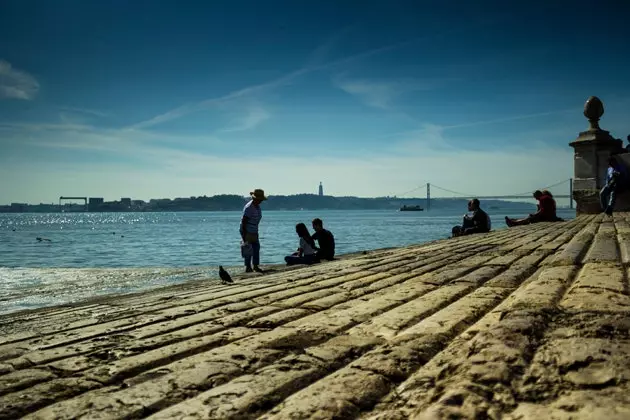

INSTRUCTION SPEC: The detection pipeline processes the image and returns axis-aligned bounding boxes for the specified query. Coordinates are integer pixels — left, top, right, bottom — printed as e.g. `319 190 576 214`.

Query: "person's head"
533 190 543 200
250 189 267 205
608 156 618 168
468 198 480 211
295 223 310 238
542 189 553 197
312 218 323 232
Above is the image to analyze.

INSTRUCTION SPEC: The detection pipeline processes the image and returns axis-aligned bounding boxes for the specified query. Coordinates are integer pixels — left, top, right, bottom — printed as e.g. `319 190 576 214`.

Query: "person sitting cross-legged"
452 198 491 237
284 223 320 266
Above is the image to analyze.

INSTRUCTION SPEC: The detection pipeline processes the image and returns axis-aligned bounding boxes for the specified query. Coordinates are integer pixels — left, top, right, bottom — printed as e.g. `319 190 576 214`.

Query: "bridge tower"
426 183 431 211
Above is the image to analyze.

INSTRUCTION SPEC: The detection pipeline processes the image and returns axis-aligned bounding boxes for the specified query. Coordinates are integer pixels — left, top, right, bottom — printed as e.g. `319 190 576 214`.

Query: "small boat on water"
399 205 424 211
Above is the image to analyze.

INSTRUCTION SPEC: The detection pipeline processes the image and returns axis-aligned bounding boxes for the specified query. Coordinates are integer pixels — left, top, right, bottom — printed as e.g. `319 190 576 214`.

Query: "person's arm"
240 216 248 241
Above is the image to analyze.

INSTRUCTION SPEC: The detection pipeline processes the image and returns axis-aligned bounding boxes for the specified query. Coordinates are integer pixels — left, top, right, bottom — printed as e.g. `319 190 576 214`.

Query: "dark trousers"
600 183 619 213
284 254 318 266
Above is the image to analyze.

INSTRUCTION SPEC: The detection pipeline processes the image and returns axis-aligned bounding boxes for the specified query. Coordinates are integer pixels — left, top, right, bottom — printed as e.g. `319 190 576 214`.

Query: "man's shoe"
253 266 264 273
245 267 253 273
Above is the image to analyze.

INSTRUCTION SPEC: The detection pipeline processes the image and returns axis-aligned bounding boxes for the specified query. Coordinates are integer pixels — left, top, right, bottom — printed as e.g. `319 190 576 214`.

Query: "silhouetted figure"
240 189 267 273
452 198 490 237
219 266 233 284
285 223 319 266
311 218 335 261
505 190 562 227
601 155 628 216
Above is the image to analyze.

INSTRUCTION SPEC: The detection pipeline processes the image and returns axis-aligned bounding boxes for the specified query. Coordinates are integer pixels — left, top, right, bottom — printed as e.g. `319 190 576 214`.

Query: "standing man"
240 189 267 273
601 156 628 216
311 218 335 261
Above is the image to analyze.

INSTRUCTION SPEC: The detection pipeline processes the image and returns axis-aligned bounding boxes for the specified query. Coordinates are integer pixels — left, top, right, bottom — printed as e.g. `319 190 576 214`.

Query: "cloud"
129 19 500 130
219 104 271 133
0 60 39 100
333 76 457 109
0 119 574 204
58 106 109 118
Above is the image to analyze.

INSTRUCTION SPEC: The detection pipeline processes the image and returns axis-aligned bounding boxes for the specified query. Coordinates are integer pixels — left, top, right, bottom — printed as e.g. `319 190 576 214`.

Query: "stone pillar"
569 96 623 214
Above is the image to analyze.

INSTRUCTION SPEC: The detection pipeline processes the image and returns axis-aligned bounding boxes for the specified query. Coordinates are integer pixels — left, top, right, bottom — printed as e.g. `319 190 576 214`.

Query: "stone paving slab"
2 213 630 419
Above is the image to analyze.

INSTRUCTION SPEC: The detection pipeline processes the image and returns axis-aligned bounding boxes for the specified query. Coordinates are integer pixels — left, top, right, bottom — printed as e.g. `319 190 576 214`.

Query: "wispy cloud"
0 60 39 100
0 118 574 204
334 76 457 109
58 106 109 118
219 104 271 133
129 18 502 130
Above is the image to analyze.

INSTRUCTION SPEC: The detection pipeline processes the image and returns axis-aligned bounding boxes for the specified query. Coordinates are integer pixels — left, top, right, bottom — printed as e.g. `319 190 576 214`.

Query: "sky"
1 0 629 204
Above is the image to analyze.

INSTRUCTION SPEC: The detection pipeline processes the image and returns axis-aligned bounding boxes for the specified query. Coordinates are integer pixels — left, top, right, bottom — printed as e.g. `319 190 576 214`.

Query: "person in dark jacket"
600 155 628 216
311 218 335 261
452 198 491 237
505 190 562 226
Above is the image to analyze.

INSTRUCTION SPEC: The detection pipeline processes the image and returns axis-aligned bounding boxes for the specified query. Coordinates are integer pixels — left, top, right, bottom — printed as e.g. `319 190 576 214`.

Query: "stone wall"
570 96 628 214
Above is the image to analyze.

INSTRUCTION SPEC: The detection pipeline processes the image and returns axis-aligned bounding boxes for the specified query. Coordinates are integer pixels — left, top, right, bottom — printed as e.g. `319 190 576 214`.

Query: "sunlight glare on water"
0 208 575 314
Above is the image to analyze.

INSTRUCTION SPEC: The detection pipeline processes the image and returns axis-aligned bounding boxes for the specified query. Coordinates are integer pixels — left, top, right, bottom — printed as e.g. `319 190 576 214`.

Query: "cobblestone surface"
1 214 629 419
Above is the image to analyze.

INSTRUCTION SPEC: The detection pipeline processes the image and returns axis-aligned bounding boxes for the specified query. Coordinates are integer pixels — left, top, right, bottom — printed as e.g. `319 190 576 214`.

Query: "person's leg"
285 255 299 266
252 241 261 271
505 216 531 226
285 255 306 266
304 254 319 265
606 184 618 215
600 184 611 211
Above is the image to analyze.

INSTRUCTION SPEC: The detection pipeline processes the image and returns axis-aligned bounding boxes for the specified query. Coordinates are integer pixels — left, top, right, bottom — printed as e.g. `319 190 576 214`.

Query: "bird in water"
219 266 233 284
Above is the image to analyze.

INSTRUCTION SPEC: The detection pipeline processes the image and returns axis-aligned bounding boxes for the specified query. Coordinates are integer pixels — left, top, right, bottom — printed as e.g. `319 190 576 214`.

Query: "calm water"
0 208 575 314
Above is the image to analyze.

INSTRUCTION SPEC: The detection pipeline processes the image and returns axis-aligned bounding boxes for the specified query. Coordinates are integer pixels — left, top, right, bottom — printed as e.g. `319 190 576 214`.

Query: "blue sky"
1 0 629 203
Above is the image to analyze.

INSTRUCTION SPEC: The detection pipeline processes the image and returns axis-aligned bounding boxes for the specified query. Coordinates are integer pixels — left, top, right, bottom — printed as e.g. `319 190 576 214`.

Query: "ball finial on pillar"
584 96 604 131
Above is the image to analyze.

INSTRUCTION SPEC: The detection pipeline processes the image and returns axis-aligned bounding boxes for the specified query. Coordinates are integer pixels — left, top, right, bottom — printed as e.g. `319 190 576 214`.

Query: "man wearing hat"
240 189 267 273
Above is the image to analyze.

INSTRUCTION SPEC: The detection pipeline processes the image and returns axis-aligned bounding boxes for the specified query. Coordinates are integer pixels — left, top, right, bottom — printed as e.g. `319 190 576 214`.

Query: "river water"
0 208 575 314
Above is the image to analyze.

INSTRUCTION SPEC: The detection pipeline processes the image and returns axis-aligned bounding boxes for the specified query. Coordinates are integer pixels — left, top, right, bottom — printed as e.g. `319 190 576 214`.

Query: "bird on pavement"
219 266 233 284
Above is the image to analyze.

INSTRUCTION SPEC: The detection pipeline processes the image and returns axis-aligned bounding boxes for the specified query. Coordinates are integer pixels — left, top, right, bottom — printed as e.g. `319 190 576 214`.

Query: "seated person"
284 223 319 266
505 190 562 227
312 218 335 261
452 198 490 237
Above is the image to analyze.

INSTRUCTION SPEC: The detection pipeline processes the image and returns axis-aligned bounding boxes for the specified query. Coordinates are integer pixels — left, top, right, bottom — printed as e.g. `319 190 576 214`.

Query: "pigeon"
219 266 233 284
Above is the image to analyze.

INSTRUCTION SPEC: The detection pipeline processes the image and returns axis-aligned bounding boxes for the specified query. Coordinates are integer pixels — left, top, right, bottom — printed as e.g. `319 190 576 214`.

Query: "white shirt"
299 237 317 256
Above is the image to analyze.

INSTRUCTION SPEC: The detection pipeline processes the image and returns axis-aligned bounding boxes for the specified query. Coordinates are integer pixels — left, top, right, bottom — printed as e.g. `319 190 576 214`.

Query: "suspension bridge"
395 178 574 210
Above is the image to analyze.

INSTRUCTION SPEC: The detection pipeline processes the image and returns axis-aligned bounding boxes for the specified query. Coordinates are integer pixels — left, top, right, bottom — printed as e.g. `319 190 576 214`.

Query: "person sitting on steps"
284 223 319 266
505 190 562 227
311 218 335 261
452 198 490 237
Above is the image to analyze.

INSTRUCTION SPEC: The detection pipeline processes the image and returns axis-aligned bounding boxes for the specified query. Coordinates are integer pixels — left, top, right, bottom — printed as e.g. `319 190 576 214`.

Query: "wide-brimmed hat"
250 189 267 201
